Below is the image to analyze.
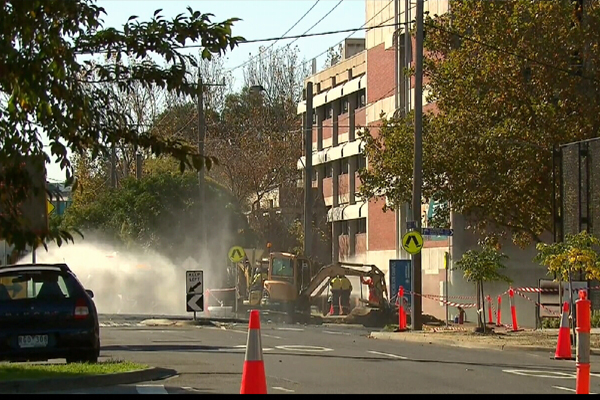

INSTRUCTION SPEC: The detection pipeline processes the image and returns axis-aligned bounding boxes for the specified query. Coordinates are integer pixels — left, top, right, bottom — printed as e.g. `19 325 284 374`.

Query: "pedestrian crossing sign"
402 230 424 255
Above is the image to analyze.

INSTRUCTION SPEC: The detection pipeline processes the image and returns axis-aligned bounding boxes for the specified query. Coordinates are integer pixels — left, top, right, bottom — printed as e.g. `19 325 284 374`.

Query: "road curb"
368 331 600 355
140 317 249 327
0 366 177 394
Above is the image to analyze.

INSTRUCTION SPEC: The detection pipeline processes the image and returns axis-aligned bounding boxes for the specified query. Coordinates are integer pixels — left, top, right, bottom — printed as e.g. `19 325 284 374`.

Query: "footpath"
369 325 600 354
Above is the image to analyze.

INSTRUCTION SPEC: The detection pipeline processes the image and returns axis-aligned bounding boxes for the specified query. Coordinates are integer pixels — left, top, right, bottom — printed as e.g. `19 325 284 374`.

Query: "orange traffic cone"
554 301 574 360
240 310 267 394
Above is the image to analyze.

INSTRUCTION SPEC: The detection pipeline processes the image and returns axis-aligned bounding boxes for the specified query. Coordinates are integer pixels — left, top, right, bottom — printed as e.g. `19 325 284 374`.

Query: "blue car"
0 263 100 363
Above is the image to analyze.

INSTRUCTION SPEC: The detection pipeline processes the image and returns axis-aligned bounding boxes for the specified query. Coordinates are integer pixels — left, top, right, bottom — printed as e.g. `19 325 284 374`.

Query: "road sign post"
186 270 204 320
228 246 245 316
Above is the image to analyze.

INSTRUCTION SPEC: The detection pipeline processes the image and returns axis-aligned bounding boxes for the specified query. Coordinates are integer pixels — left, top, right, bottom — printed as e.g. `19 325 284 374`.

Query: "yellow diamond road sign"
47 200 55 215
402 230 424 255
228 246 246 263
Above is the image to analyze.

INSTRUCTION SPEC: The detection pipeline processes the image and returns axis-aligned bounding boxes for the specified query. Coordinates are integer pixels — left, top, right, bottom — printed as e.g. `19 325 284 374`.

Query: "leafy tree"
534 231 600 282
360 0 600 247
0 0 244 251
455 244 512 330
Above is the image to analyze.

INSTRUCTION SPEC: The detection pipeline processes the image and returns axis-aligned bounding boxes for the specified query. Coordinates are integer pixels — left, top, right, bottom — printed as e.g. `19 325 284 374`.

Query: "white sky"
45 0 366 181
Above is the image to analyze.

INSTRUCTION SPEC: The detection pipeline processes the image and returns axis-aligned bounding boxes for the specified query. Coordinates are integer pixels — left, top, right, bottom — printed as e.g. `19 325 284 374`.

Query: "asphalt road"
54 315 600 394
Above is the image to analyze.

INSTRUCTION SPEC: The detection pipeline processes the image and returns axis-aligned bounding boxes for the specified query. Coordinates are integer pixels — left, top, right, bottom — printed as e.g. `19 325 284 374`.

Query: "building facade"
297 0 550 327
297 0 451 318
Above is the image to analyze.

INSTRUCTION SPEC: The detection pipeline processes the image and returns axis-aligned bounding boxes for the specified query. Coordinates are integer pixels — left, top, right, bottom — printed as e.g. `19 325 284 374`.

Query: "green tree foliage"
62 166 254 261
0 0 244 251
535 231 600 282
455 245 511 329
359 0 600 246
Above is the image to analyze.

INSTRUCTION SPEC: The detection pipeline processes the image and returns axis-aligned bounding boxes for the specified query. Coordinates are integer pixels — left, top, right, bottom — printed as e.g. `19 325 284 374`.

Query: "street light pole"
411 0 424 331
303 82 314 259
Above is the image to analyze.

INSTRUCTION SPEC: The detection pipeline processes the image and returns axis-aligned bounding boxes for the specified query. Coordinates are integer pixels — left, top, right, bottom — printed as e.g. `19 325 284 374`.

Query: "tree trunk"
476 281 483 330
481 281 487 328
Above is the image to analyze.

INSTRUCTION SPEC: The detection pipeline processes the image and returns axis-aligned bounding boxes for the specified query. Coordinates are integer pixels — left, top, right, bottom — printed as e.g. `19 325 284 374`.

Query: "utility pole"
136 150 143 180
197 76 207 248
110 145 117 188
411 0 424 331
303 82 314 259
196 73 226 250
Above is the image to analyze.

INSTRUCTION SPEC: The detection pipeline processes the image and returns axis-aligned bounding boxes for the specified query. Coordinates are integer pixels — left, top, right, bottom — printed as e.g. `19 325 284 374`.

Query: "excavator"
236 251 391 321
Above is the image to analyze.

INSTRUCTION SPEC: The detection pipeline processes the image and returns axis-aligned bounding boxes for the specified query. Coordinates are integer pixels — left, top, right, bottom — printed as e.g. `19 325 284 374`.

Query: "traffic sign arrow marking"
187 294 203 312
189 281 202 293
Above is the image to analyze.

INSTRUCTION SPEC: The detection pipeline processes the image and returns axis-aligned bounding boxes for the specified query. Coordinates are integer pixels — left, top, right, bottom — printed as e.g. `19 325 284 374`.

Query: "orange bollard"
487 295 493 324
398 286 406 331
496 295 502 327
240 310 267 394
508 288 518 331
576 290 591 395
554 302 573 360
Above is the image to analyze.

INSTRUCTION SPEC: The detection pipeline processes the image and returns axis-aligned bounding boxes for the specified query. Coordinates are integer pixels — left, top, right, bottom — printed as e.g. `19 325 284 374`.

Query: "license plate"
18 335 49 348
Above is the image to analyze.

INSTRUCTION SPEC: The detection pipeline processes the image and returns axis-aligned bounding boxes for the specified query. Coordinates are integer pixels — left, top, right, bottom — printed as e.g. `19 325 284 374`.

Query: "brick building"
296 0 454 320
297 0 551 327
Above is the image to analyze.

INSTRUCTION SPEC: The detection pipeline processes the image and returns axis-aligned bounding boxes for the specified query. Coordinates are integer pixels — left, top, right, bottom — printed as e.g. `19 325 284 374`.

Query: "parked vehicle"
0 263 100 363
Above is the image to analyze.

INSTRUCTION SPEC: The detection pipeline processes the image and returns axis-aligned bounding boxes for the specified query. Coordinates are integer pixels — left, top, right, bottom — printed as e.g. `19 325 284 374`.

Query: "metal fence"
556 137 600 310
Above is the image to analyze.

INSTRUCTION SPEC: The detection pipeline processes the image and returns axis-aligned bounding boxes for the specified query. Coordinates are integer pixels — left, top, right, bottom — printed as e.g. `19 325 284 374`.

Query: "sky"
46 0 366 181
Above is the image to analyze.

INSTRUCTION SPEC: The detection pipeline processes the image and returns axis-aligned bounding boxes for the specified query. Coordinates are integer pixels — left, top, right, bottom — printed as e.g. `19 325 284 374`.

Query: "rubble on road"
370 324 600 353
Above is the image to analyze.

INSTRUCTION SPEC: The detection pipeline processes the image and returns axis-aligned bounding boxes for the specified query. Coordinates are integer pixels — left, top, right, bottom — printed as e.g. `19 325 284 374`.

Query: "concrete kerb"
0 366 177 394
139 317 249 327
368 331 600 355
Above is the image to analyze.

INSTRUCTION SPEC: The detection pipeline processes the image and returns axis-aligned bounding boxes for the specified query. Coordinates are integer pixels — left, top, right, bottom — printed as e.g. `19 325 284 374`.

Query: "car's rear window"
0 270 82 301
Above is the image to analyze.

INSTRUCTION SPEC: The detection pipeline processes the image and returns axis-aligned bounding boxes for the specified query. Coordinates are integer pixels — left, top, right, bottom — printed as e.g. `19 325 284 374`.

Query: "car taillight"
74 298 89 319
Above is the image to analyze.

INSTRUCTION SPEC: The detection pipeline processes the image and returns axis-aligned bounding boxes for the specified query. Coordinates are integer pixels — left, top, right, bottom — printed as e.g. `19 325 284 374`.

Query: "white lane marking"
323 330 350 336
275 345 333 352
553 385 598 394
275 327 304 331
272 386 295 393
136 385 168 394
233 344 274 351
182 387 202 392
367 350 408 360
224 329 281 339
502 369 574 379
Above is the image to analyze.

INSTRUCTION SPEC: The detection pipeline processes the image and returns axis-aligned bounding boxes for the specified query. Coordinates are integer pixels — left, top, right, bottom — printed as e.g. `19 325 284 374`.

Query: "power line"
226 0 321 72
284 0 344 50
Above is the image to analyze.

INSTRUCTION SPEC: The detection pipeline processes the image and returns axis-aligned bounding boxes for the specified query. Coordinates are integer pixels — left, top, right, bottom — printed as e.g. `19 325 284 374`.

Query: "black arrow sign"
405 235 422 248
231 248 243 260
190 281 202 293
186 294 203 312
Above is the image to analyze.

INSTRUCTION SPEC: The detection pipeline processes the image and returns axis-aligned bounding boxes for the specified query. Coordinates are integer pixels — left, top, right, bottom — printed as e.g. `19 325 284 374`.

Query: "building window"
339 159 349 175
358 90 366 107
342 98 349 114
340 220 349 236
357 218 366 234
325 162 333 178
312 111 317 125
357 155 366 170
312 167 317 181
325 104 333 119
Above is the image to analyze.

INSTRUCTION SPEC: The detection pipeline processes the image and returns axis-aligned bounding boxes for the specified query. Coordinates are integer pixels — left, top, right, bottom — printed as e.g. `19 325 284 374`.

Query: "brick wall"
367 199 396 251
339 112 349 137
323 118 333 141
323 177 333 198
356 233 367 254
355 107 366 127
366 43 395 105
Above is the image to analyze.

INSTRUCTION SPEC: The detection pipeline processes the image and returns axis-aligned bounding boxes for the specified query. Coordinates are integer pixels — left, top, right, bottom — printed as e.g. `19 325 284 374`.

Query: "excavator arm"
298 262 389 308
